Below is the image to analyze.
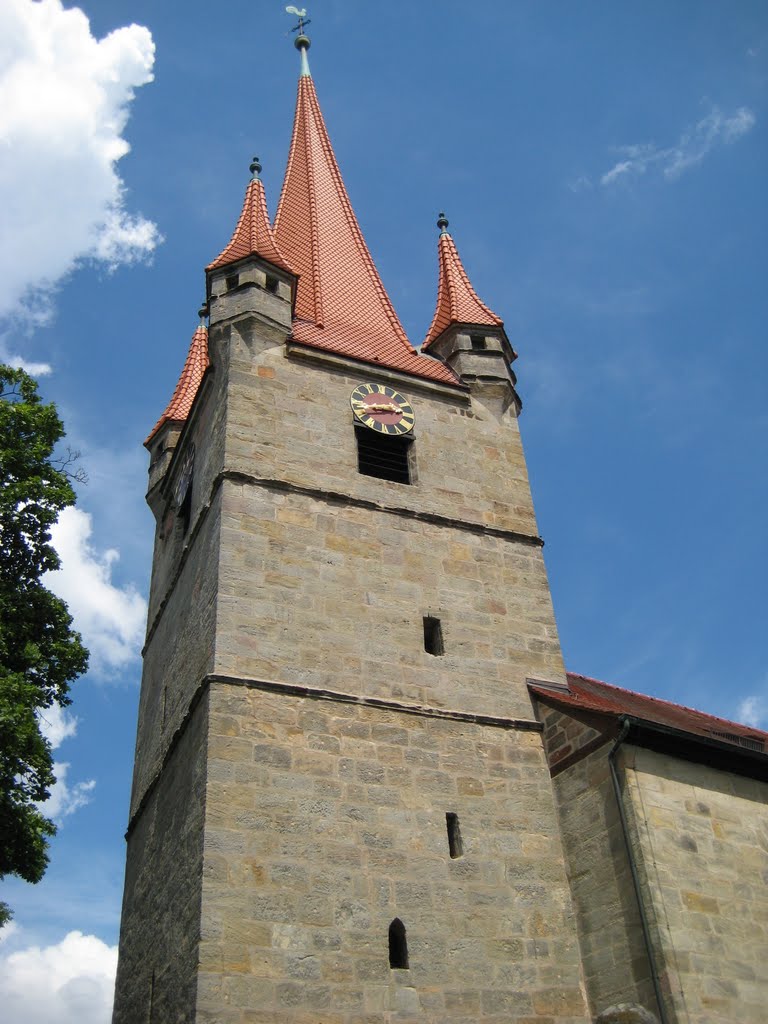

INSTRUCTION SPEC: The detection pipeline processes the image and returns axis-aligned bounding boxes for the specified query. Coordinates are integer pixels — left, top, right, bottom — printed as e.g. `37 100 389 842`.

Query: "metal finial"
437 212 449 235
198 303 209 322
250 156 262 178
286 6 311 74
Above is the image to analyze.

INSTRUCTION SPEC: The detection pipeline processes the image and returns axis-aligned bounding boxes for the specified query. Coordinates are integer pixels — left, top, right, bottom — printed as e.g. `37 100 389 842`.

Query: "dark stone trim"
125 675 210 840
221 469 544 548
125 672 542 838
144 469 543 650
286 338 468 394
208 672 542 732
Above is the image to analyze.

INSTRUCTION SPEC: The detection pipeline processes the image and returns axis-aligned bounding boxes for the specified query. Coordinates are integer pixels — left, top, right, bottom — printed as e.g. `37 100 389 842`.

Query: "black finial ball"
437 212 449 231
250 156 262 177
198 303 209 320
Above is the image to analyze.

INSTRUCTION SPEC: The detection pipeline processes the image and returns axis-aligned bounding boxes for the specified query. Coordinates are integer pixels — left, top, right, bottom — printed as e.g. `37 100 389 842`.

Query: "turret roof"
273 53 461 388
423 225 503 349
207 169 293 274
145 323 209 445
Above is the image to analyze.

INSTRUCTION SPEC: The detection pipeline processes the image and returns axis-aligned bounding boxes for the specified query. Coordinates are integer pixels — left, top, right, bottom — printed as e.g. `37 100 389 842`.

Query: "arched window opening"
388 917 409 969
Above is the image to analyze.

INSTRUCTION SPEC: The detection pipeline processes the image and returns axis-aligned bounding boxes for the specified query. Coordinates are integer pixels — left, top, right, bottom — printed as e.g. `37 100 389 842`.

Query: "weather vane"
285 5 311 35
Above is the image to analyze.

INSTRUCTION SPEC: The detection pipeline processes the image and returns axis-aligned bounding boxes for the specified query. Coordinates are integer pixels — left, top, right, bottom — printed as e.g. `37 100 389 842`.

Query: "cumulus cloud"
38 704 79 749
0 930 117 1024
45 762 96 822
45 506 147 673
0 0 160 326
600 106 756 186
36 685 95 823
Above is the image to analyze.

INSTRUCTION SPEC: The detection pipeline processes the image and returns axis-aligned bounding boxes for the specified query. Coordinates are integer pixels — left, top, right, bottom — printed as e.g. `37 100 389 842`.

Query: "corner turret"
144 312 210 511
205 158 296 341
423 213 520 416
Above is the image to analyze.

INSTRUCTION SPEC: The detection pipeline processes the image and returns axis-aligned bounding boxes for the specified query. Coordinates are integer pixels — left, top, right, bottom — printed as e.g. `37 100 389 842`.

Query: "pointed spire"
423 213 504 349
273 42 460 387
145 315 210 445
207 158 293 274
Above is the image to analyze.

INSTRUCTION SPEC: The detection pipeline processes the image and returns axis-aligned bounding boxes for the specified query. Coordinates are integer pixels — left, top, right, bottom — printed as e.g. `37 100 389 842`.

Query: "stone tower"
112 29 591 1024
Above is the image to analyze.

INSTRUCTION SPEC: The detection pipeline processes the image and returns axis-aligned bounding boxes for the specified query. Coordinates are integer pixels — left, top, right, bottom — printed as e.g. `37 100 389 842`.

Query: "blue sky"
0 1 766 1019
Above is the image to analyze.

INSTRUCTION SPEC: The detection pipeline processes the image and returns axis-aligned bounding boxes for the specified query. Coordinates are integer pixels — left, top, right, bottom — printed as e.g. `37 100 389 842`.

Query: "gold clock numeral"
350 383 415 433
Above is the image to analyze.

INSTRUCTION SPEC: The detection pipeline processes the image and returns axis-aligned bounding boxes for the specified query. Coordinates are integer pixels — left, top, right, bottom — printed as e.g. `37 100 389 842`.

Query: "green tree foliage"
0 366 89 926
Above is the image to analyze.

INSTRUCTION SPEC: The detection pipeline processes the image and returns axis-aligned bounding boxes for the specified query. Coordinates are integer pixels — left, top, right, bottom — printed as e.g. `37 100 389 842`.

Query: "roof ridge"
565 671 767 738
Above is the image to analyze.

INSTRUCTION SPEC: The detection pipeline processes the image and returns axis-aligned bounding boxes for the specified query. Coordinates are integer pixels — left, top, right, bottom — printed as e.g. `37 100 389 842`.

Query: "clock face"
350 383 415 435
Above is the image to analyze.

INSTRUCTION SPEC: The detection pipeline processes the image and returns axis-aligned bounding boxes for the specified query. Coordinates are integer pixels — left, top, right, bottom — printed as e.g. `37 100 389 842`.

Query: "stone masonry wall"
113 691 209 1024
223 316 540 542
131 492 221 818
197 682 590 1024
538 705 657 1019
215 480 562 722
626 748 768 1023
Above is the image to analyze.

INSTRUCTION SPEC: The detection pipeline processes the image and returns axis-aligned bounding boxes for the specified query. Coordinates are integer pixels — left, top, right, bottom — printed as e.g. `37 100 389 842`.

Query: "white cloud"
1 353 52 376
600 106 756 186
44 762 96 822
0 930 116 1024
0 922 20 946
45 506 147 673
0 0 160 327
737 692 767 729
38 704 78 749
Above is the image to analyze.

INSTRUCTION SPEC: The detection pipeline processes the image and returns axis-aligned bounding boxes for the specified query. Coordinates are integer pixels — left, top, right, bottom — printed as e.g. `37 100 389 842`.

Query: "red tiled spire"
423 216 503 349
145 323 209 445
207 160 293 274
273 44 461 388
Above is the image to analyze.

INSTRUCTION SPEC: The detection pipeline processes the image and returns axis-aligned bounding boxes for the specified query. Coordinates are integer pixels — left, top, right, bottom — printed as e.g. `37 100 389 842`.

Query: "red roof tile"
423 230 503 349
207 175 293 274
273 74 462 388
530 672 767 751
145 324 209 445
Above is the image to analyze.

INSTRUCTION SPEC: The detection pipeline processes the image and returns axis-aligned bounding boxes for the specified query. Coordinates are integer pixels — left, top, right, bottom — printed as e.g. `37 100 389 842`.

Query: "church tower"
113 25 590 1024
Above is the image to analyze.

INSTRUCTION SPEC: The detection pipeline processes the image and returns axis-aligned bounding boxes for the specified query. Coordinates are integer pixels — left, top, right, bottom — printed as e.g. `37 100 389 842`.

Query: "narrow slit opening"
265 274 279 294
446 812 463 858
225 273 239 292
423 616 444 656
388 918 409 969
178 483 192 535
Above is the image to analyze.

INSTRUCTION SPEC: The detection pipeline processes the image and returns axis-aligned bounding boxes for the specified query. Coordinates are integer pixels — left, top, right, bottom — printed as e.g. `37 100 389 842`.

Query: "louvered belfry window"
355 426 411 484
